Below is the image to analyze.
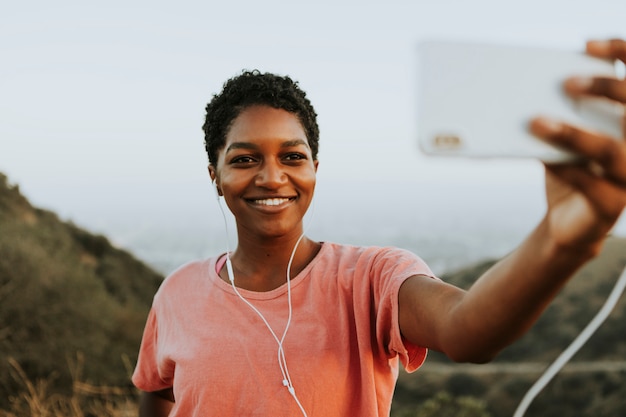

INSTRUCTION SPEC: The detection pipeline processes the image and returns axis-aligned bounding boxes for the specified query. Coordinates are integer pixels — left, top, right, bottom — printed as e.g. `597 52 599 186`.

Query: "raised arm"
399 39 626 364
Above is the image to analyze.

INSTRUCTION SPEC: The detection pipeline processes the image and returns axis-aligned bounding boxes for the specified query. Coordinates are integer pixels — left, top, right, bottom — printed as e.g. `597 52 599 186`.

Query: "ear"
208 165 223 196
208 165 217 183
314 159 319 173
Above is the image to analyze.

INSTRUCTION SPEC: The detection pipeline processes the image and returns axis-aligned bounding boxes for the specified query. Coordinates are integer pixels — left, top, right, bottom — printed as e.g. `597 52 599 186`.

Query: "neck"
225 232 320 292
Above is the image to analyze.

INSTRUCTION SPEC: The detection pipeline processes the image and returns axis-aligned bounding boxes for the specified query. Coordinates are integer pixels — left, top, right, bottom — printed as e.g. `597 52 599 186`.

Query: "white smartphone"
417 40 624 162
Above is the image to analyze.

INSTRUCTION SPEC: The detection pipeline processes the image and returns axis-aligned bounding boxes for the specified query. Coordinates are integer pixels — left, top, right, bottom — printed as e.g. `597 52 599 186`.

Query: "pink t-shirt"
132 242 436 416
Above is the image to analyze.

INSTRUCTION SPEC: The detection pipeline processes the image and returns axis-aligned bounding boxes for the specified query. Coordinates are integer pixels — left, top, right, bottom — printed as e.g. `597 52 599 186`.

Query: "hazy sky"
1 0 625 237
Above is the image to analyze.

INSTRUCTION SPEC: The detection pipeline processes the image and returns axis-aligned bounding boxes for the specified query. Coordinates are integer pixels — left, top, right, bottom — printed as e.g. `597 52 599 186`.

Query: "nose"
255 160 286 189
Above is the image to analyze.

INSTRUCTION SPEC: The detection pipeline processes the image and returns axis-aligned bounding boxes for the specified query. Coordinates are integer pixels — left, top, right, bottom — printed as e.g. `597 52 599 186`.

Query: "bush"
394 391 491 417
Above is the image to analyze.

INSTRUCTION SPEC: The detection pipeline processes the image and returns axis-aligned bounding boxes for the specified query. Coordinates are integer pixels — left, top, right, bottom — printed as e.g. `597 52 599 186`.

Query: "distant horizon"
6 171 621 277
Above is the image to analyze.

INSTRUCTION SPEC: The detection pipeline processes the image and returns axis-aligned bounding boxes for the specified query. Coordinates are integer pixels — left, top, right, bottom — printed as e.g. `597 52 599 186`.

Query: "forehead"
226 105 307 144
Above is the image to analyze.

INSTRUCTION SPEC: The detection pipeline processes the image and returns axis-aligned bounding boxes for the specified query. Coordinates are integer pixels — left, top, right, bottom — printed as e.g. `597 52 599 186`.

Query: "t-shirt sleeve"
132 307 174 392
371 247 438 373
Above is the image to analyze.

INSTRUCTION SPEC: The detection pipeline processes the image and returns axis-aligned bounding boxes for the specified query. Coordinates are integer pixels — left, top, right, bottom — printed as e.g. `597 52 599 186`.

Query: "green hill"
394 233 626 416
0 173 163 407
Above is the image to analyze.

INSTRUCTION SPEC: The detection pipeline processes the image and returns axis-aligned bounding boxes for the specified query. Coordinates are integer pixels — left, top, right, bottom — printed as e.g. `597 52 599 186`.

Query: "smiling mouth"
249 197 296 206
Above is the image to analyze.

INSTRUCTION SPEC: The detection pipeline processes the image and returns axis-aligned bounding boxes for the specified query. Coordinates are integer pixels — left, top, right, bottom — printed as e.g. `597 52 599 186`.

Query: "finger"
530 117 626 186
586 39 626 63
563 76 626 103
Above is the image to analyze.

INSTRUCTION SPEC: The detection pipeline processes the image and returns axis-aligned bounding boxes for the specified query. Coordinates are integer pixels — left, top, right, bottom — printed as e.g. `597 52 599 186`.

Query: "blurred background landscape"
1 0 626 415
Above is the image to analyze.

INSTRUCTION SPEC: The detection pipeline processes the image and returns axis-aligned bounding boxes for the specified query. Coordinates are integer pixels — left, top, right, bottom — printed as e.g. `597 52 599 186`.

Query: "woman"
132 39 626 416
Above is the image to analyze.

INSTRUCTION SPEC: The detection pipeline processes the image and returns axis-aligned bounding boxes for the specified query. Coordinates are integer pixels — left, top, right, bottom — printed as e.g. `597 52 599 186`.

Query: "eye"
283 153 307 162
229 155 257 165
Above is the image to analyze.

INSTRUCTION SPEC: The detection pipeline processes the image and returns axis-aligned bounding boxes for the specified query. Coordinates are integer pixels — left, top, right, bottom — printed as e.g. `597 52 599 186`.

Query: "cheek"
299 170 317 196
219 169 248 190
216 175 242 209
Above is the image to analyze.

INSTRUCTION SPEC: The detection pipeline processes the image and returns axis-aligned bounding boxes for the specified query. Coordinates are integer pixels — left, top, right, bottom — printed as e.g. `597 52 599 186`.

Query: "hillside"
394 234 626 416
0 173 163 408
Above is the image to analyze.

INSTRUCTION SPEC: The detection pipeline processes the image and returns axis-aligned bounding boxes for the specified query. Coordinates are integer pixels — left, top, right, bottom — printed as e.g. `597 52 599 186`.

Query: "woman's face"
210 105 318 240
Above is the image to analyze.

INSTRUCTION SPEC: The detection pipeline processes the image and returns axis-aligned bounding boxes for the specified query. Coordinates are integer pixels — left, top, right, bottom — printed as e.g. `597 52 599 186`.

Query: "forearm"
447 216 601 362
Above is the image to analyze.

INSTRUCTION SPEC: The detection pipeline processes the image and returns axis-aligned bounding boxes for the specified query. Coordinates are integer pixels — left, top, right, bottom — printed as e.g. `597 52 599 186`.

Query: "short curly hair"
203 70 320 166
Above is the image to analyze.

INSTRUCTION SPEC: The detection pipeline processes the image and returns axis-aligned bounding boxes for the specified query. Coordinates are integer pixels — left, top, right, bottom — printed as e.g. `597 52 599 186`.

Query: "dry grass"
1 355 138 417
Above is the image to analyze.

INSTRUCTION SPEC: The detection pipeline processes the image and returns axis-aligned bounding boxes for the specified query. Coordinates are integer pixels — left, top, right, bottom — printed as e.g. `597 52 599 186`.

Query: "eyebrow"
225 139 309 153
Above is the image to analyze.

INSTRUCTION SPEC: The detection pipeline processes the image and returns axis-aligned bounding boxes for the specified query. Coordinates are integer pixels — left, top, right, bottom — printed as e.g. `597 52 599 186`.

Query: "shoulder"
317 242 434 278
153 258 213 303
319 241 407 257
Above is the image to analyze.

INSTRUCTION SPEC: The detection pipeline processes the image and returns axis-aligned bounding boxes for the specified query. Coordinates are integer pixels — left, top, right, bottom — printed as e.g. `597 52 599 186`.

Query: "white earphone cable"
215 186 314 417
513 264 626 417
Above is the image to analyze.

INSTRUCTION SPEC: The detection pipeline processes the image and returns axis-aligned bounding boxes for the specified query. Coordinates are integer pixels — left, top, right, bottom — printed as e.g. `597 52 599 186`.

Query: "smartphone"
417 40 623 162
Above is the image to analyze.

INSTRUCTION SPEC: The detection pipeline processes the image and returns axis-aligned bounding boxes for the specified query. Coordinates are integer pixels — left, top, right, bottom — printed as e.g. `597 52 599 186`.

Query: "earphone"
211 178 220 200
212 176 310 417
513 264 626 417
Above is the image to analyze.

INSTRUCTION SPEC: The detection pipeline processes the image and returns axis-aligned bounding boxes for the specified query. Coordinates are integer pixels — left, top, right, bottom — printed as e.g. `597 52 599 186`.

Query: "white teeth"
255 198 289 206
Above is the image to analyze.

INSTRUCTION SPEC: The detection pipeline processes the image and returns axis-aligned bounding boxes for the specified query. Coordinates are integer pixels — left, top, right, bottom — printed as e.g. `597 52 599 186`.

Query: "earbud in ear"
211 178 221 200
